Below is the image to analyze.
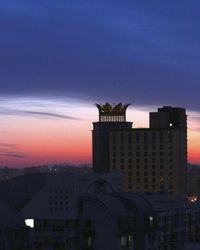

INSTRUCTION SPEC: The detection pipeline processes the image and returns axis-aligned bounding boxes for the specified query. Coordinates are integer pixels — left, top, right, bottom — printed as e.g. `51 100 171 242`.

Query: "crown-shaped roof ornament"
95 103 130 122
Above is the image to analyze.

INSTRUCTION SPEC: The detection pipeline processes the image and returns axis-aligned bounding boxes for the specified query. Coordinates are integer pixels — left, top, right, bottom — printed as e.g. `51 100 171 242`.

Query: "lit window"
87 236 92 247
121 236 127 247
25 219 34 228
149 216 154 226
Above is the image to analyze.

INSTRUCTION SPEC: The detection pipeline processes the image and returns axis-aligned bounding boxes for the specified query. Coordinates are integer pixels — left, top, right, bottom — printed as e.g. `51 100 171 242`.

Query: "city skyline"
0 0 200 167
0 98 200 167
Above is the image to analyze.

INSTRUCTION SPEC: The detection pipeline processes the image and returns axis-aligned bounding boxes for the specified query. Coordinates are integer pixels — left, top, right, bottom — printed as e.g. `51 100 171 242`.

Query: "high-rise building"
93 104 187 197
92 103 132 172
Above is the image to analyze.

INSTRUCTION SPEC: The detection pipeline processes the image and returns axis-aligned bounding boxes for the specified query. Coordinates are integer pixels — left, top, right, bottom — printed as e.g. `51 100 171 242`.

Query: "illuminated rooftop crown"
95 103 130 122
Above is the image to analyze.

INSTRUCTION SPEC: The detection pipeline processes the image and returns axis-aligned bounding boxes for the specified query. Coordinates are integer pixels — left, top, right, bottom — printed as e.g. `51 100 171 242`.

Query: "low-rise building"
0 173 199 250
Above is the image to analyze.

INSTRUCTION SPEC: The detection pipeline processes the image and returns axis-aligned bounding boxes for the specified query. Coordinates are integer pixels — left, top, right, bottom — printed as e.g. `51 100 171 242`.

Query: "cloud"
0 143 17 148
0 153 26 159
0 143 27 159
0 0 200 111
0 108 80 120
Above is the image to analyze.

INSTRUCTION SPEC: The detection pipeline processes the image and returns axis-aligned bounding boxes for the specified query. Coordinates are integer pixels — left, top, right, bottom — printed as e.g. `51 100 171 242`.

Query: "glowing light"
187 196 198 203
25 219 34 228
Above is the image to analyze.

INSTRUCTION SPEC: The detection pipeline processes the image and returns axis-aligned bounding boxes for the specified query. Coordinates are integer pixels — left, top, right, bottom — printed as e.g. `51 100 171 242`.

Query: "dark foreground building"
0 173 199 250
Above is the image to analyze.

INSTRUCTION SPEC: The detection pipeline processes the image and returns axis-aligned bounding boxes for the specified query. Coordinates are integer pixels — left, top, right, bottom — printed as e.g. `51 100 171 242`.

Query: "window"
85 220 92 228
144 132 148 143
128 165 132 169
168 151 173 156
152 132 156 143
120 133 124 144
168 132 173 142
121 236 127 247
160 132 164 143
144 165 148 169
25 219 34 228
136 133 140 143
112 133 116 144
128 133 132 144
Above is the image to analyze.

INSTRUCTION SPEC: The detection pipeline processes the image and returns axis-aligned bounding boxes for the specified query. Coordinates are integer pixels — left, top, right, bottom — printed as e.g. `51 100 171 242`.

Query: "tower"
149 106 187 196
92 103 132 172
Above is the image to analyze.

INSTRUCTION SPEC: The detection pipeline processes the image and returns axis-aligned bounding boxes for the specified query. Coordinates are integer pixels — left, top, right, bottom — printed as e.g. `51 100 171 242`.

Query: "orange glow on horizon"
0 99 199 167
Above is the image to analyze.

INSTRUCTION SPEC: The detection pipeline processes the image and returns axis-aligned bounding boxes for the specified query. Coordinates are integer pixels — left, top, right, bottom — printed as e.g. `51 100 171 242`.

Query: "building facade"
93 104 187 197
92 103 132 172
0 173 199 250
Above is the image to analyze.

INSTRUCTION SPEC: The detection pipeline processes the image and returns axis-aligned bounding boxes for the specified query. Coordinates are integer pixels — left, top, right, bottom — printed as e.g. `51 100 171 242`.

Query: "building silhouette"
93 103 132 172
93 104 187 197
0 172 199 250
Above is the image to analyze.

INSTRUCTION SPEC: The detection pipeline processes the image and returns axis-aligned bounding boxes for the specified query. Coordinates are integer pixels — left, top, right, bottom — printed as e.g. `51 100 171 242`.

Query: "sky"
0 0 200 167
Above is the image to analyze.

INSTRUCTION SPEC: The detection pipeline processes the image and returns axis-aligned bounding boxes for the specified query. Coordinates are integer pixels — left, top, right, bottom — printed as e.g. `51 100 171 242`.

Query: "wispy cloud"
0 143 27 159
0 108 80 120
0 153 26 158
0 143 17 148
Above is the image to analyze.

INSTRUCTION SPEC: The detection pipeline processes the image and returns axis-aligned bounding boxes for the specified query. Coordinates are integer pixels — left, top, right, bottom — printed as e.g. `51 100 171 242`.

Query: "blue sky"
0 0 200 166
0 0 200 109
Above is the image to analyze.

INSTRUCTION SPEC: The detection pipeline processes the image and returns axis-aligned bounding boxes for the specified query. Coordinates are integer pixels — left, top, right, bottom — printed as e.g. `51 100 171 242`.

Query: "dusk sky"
0 0 200 167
